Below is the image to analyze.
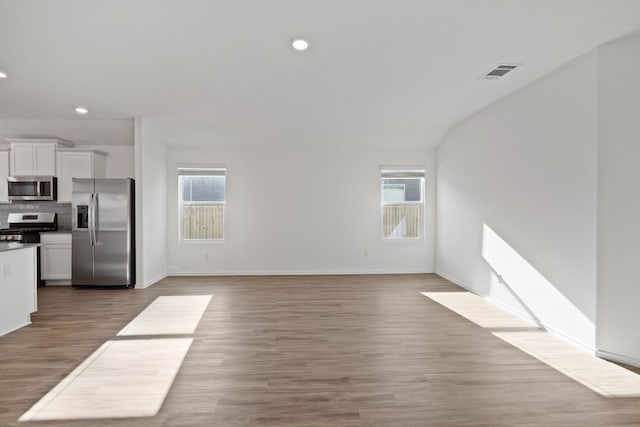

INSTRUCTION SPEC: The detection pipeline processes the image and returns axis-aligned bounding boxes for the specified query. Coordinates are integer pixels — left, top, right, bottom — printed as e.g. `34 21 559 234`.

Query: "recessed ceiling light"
291 38 309 51
0 71 7 79
75 107 89 115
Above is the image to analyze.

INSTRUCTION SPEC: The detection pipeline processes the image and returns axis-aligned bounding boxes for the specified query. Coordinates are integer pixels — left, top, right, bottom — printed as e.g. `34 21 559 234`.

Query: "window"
381 168 425 239
178 168 226 241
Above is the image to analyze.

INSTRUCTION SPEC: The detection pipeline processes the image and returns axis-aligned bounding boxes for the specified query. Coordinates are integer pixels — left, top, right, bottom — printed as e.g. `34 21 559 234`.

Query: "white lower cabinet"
40 233 72 283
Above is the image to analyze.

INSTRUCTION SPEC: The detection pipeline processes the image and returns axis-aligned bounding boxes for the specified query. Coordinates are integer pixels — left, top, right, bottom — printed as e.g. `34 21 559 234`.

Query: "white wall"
436 51 598 349
155 123 435 275
134 118 168 288
596 34 640 365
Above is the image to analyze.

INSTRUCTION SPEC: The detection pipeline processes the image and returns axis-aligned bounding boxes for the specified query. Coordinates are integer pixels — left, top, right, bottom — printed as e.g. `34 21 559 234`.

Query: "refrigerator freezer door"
93 179 133 286
72 179 95 286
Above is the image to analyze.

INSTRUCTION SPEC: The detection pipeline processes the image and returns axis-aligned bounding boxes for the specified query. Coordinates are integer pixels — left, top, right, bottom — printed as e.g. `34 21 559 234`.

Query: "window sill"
381 237 425 243
179 239 226 245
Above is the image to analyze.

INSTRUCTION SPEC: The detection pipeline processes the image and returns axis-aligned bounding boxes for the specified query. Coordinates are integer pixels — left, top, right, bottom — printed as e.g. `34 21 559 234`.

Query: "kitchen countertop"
0 242 40 253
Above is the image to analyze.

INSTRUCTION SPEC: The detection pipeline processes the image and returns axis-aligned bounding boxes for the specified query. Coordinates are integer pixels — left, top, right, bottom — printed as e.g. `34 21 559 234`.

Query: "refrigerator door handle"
93 193 99 245
89 193 95 247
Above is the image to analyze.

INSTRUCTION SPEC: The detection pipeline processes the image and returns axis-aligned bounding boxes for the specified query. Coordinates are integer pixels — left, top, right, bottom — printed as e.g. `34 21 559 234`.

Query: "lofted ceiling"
1 0 640 148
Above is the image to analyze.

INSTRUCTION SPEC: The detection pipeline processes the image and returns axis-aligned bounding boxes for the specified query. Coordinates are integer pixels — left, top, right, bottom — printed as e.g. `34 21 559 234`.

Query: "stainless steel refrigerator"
72 178 135 287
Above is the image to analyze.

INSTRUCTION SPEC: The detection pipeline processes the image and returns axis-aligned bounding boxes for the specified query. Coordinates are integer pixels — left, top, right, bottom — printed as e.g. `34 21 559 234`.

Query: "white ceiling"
1 0 640 148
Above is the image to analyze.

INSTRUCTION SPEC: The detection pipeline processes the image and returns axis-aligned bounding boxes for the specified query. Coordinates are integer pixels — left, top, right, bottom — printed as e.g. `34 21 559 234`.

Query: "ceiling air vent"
480 63 520 80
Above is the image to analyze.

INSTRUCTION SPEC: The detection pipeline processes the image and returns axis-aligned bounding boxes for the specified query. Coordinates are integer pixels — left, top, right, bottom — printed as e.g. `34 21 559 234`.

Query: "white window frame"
380 167 425 241
178 166 227 244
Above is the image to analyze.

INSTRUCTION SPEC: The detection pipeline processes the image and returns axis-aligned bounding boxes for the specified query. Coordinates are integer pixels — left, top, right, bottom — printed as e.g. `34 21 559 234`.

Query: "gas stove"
0 212 58 243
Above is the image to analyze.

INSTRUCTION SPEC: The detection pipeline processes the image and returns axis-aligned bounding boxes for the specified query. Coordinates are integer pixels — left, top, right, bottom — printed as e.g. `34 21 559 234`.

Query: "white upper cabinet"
7 139 73 176
0 149 9 203
56 150 108 203
34 143 57 175
11 143 36 176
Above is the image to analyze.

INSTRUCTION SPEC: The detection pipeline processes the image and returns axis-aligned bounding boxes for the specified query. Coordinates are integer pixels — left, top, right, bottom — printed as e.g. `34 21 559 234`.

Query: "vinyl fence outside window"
178 168 226 241
381 169 425 240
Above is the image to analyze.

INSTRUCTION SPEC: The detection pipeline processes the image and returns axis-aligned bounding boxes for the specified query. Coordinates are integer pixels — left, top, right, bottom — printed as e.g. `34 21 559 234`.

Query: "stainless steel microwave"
8 176 57 201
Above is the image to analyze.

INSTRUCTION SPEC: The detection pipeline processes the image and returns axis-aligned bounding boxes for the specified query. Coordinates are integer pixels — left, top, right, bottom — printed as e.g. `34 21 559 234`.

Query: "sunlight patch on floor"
421 291 535 328
19 338 193 421
494 331 640 397
118 295 213 336
422 291 640 397
20 294 213 422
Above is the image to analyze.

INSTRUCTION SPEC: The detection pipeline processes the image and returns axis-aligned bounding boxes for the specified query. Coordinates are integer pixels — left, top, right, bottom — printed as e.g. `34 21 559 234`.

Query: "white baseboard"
0 319 31 337
485 294 595 353
44 280 71 286
596 350 640 368
434 270 596 353
137 272 168 289
435 270 470 290
167 268 434 277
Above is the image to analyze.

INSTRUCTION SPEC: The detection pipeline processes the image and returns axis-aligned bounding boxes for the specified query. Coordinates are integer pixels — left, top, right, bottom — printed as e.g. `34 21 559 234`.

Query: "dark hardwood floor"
1 274 640 426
